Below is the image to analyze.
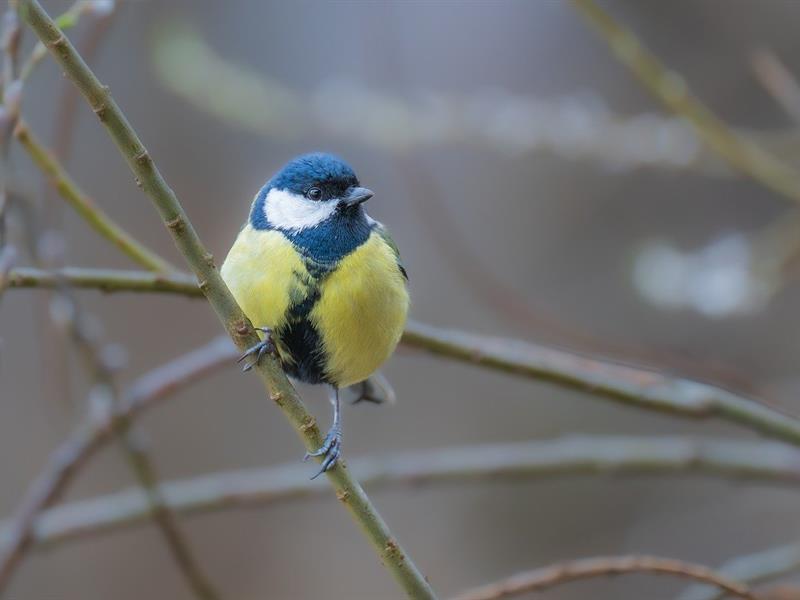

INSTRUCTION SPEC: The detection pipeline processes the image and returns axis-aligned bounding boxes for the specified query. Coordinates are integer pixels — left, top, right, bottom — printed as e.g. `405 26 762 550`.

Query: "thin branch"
8 266 199 294
53 284 221 600
402 321 800 446
152 22 800 178
677 543 800 600
0 1 21 248
569 0 800 205
114 425 221 600
13 120 176 272
450 555 757 600
750 49 800 125
8 435 800 550
9 267 800 449
0 335 233 592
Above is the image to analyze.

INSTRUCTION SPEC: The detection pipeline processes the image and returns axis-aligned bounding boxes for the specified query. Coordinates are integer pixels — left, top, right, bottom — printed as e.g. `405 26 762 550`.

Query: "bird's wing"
373 221 408 281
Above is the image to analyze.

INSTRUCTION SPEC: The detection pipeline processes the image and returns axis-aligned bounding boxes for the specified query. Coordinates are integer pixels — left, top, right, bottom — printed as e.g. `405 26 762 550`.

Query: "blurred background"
4 0 800 598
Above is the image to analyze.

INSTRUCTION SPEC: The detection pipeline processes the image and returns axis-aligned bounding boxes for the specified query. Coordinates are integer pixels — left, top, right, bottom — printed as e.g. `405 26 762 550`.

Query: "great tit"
221 153 409 477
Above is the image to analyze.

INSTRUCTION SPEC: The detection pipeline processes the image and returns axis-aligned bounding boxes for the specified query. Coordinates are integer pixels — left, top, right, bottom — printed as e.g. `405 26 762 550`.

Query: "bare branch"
13 120 176 272
115 427 221 600
9 266 199 295
677 543 800 600
450 555 757 600
7 436 800 549
0 336 233 591
569 0 800 206
750 49 800 125
402 321 800 446
151 22 800 178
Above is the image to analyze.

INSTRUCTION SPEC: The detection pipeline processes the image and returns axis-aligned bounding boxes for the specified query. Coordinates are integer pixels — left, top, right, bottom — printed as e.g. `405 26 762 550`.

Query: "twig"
21 220 221 600
677 543 800 600
569 0 800 205
35 0 118 411
0 335 233 592
0 244 16 297
402 321 800 446
16 3 436 598
8 266 198 294
13 120 176 272
9 267 800 449
7 435 800 550
0 1 21 248
450 555 757 600
114 425 221 600
750 49 800 125
152 22 800 179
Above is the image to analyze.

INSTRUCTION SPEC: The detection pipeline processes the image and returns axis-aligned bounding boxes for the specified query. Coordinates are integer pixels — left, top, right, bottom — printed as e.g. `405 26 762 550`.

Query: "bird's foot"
237 327 276 372
304 424 342 479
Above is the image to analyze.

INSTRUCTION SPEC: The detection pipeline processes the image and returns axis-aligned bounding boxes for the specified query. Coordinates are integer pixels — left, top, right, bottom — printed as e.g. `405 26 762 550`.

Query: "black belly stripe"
276 260 333 385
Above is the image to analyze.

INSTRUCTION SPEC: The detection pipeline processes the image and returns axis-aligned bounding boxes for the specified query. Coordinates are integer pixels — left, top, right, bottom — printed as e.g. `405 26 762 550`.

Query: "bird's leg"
237 326 277 372
305 386 342 479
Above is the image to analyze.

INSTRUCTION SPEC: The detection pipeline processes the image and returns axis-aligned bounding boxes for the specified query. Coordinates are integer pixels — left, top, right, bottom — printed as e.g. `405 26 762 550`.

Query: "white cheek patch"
264 188 338 231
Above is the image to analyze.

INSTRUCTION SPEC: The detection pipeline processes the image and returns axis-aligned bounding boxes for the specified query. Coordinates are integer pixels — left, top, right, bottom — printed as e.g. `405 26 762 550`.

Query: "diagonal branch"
114 424 221 600
450 555 757 600
7 435 800 550
0 334 233 592
52 282 221 600
13 120 176 272
10 267 800 449
569 0 800 206
14 3 436 598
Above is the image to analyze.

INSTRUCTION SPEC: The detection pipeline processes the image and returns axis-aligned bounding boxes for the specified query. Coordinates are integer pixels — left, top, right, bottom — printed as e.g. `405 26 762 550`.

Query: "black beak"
343 186 374 206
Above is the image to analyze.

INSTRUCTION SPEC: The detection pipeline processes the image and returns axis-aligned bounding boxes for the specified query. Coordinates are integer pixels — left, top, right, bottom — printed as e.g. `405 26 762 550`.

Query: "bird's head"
250 152 374 232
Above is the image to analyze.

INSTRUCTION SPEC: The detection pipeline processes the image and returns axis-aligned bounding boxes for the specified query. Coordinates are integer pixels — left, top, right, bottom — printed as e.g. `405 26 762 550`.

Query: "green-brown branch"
569 0 800 205
14 120 176 272
14 2 436 598
9 266 198 294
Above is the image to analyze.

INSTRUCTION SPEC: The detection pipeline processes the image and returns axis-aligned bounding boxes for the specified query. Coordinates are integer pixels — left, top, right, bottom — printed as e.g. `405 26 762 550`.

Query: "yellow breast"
221 226 310 358
311 231 409 387
221 225 409 388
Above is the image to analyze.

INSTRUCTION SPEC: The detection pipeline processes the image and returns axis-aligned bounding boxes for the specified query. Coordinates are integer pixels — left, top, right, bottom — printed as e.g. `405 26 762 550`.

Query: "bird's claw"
237 327 276 372
304 425 342 479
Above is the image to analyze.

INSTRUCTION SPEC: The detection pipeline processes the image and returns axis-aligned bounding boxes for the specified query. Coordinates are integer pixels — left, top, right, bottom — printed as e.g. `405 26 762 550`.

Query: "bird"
221 153 409 478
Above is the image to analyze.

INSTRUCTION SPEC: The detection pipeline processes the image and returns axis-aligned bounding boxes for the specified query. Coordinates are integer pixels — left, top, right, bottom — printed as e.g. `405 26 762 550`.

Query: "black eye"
306 187 322 201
